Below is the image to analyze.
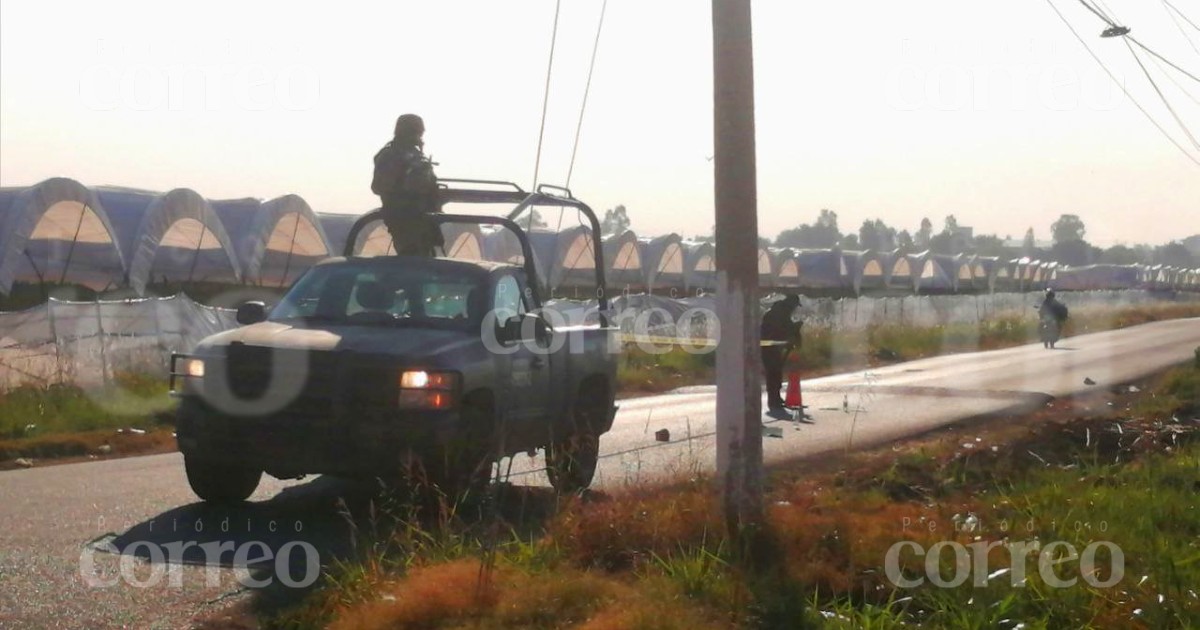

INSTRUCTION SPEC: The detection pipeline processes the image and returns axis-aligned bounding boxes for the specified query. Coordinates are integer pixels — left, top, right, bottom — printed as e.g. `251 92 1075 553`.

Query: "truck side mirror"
236 301 267 325
496 313 548 344
496 317 522 344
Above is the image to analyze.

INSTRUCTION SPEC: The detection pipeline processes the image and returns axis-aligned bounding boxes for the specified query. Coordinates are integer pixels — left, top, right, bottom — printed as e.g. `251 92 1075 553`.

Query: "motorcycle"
1037 307 1062 349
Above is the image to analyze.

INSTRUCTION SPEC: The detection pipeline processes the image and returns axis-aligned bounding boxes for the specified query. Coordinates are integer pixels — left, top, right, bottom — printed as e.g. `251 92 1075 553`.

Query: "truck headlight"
400 370 456 390
398 370 458 410
181 358 205 378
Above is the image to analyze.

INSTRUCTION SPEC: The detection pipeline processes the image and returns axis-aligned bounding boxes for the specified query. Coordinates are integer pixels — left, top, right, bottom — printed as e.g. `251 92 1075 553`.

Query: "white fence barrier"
0 295 235 390
1 290 1194 390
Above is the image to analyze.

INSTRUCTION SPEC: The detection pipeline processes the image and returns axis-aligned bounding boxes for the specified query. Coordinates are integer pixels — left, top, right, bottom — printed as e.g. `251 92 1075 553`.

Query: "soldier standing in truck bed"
371 113 443 256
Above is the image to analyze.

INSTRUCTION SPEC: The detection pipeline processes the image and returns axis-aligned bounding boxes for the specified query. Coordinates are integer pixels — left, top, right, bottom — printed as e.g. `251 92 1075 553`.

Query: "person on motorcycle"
1038 289 1068 349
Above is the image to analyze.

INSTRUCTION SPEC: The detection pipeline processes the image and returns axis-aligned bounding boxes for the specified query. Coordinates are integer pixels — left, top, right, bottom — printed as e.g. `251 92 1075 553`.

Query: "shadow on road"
93 472 585 616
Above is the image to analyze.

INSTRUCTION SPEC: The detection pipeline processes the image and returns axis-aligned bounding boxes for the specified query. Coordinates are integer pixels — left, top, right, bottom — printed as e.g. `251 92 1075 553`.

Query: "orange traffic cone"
785 372 803 409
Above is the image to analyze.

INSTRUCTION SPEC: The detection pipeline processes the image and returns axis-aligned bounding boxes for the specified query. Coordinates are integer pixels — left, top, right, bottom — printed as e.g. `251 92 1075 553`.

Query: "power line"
1125 38 1200 150
1147 46 1200 106
1080 0 1200 83
531 0 562 193
566 0 609 190
1164 0 1200 32
1078 0 1117 27
1162 0 1200 56
1043 0 1200 166
1127 35 1200 84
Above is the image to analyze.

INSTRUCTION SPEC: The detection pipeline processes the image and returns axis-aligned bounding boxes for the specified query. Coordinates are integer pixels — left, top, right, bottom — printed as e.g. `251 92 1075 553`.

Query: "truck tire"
546 381 606 493
184 455 262 503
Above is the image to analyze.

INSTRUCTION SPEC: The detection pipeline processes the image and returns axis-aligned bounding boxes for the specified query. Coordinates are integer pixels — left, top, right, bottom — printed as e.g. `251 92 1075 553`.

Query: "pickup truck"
171 182 617 502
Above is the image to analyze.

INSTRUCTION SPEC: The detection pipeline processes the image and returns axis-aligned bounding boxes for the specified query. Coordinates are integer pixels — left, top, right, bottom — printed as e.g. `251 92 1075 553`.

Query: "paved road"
1 318 1197 629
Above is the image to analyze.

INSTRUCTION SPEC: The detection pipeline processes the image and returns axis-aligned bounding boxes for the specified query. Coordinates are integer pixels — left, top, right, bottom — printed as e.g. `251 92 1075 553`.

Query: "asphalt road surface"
1 318 1198 629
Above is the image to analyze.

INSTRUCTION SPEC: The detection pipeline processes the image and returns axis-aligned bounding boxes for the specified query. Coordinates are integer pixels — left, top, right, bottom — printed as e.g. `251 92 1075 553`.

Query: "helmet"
394 114 425 141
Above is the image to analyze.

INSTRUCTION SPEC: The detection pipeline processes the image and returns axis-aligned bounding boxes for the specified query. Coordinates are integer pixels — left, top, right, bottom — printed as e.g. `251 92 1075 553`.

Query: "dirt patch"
0 428 177 471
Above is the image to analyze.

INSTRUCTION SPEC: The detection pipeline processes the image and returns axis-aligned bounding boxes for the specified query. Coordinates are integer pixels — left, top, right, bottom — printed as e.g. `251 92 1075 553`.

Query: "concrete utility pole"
711 0 763 536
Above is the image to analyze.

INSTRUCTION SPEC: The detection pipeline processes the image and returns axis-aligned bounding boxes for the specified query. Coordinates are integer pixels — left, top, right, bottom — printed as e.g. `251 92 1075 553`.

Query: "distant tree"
896 230 914 251
1099 244 1141 265
915 218 933 249
944 215 958 233
1022 228 1036 256
1046 214 1090 265
972 234 1012 258
522 210 548 229
1051 240 1092 266
859 219 896 252
775 209 842 249
1050 214 1087 244
928 231 953 255
1183 235 1200 258
839 233 860 249
758 236 772 248
1153 241 1195 267
858 220 880 251
600 205 631 236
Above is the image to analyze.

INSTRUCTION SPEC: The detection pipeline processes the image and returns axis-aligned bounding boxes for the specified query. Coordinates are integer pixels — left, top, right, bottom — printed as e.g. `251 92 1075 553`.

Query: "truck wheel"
184 455 262 503
546 382 606 493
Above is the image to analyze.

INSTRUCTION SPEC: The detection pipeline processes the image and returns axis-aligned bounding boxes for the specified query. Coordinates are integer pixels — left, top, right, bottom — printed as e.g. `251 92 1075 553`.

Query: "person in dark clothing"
371 113 443 256
1037 289 1068 349
761 294 802 410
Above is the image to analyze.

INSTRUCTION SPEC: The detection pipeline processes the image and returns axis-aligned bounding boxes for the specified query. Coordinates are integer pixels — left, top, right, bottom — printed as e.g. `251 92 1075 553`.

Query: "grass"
0 371 175 462
617 302 1200 395
257 360 1200 629
1 300 1195 468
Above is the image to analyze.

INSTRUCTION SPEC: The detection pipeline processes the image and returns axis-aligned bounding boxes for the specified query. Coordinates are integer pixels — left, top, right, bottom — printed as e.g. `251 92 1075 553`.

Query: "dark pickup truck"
171 183 617 502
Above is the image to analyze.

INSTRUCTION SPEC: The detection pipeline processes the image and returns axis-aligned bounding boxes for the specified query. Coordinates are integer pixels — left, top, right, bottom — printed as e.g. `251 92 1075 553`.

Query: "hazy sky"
1 0 1197 248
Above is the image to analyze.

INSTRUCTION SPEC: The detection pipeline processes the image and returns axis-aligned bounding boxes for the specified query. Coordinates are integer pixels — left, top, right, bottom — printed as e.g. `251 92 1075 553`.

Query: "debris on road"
1084 377 1097 385
654 429 670 442
14 458 34 468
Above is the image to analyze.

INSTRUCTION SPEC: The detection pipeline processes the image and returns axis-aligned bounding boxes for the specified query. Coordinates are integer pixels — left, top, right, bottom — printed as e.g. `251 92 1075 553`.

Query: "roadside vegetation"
248 360 1200 629
0 372 174 466
617 301 1200 394
1 301 1197 466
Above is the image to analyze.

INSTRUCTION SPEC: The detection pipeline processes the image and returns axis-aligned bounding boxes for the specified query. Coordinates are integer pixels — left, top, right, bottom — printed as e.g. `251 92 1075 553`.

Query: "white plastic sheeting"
0 179 129 293
0 295 235 389
5 180 1197 298
541 289 1198 342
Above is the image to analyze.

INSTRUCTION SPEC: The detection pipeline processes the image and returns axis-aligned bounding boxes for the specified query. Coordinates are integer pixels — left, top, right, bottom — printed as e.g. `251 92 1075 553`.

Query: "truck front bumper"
175 396 470 477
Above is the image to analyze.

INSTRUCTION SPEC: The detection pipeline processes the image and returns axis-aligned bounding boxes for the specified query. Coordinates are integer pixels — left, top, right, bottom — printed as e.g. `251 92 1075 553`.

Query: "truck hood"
195 321 481 360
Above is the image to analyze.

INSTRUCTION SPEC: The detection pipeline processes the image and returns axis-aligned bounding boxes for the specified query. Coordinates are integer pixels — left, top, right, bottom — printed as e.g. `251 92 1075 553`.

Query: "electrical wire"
565 0 608 190
1078 0 1117 27
1044 0 1200 166
1127 35 1200 84
531 0 562 194
1147 48 1200 106
1164 0 1200 32
1080 0 1200 83
1125 38 1200 150
1162 0 1200 56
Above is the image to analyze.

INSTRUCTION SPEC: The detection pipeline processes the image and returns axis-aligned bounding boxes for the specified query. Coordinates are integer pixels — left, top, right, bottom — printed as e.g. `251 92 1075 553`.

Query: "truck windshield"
269 262 485 327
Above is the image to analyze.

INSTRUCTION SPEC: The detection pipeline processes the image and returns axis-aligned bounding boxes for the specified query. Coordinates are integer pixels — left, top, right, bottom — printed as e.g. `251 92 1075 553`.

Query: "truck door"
492 273 551 438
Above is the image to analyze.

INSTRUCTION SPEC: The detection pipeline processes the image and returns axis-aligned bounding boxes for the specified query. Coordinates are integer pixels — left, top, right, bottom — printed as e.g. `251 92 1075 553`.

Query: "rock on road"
1 318 1197 629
